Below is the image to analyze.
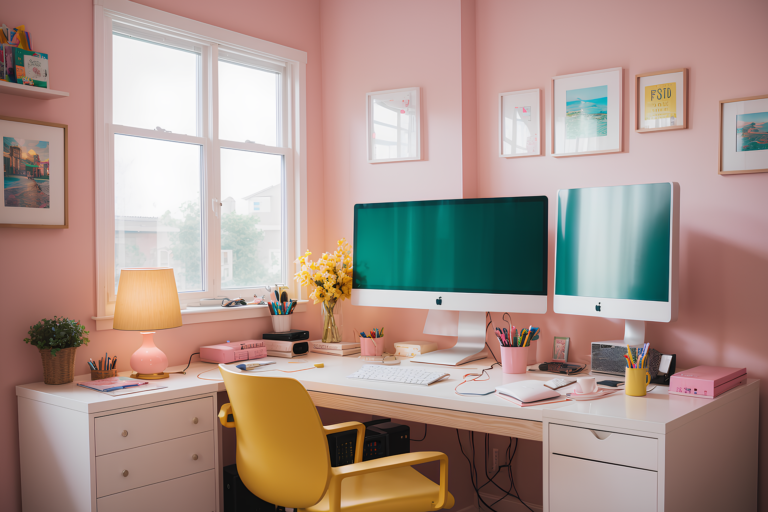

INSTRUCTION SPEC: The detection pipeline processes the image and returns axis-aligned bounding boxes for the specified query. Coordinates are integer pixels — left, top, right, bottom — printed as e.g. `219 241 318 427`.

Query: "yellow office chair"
218 366 454 512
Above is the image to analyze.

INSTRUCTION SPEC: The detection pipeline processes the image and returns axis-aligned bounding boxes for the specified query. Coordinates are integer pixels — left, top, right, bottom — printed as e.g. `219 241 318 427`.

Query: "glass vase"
321 301 343 343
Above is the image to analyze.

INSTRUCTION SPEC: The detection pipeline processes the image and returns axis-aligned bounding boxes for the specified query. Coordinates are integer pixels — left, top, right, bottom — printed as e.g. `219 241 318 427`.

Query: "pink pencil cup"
360 336 384 356
501 346 529 374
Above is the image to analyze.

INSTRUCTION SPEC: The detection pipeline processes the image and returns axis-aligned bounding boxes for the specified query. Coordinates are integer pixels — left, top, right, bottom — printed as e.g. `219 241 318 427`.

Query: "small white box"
393 341 438 357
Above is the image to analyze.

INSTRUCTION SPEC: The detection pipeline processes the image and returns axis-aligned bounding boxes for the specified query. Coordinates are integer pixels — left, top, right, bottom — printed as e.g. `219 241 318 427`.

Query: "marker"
236 361 276 371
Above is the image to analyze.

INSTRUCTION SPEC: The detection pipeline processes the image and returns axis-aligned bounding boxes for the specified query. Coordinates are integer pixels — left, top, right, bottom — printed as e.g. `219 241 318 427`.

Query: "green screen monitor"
554 182 679 345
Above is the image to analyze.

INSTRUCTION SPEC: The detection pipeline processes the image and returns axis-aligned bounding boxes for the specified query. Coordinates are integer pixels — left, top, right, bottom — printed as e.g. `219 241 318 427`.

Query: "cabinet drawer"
95 397 213 456
550 454 657 512
96 431 214 497
97 469 215 512
549 423 657 471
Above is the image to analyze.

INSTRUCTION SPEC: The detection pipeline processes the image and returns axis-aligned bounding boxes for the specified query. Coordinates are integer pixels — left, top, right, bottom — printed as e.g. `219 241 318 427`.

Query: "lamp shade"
113 268 182 331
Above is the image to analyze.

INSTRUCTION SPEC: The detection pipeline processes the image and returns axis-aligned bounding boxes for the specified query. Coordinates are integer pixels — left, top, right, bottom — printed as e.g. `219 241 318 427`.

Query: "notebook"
495 380 566 407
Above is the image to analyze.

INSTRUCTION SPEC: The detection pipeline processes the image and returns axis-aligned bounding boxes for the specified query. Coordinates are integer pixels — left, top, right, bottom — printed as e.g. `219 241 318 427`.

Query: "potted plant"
25 316 90 385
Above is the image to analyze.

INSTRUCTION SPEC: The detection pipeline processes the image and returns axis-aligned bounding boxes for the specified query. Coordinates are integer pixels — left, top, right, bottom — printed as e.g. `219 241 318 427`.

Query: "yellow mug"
625 367 651 396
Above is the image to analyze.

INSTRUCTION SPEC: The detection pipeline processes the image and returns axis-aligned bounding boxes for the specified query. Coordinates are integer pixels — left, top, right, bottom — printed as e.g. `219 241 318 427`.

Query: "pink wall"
0 1 324 510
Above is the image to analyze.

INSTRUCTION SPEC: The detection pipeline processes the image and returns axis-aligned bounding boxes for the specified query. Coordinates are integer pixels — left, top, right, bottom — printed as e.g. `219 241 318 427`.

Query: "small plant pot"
39 347 77 385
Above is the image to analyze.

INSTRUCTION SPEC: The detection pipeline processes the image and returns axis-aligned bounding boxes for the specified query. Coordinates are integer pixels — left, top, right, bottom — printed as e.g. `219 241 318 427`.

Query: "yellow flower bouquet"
294 239 353 343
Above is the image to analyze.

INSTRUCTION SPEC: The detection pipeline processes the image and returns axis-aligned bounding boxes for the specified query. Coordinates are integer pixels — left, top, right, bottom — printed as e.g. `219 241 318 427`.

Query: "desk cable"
196 365 318 381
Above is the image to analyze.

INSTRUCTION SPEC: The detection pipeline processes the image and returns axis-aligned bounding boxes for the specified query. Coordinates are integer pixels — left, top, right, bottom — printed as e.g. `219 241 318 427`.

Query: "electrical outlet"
493 448 499 471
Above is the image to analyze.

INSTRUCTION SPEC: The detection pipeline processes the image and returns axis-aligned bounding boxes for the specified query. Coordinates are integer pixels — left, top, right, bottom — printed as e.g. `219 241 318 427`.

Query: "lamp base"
130 371 170 380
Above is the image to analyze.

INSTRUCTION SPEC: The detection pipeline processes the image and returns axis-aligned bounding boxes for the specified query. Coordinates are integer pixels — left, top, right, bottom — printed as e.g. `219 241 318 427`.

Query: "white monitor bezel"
352 288 547 314
553 182 679 323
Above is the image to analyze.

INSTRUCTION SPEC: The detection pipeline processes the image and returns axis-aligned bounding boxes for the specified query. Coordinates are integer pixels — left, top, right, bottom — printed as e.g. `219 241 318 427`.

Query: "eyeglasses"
222 298 247 307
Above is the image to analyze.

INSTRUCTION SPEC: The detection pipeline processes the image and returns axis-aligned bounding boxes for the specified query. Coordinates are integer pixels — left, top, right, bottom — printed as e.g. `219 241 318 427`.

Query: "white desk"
17 354 759 511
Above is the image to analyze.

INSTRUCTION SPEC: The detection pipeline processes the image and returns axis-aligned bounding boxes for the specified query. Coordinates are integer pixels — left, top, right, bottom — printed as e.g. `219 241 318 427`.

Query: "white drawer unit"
95 397 213 455
550 454 657 512
549 423 657 471
96 431 214 497
97 469 215 512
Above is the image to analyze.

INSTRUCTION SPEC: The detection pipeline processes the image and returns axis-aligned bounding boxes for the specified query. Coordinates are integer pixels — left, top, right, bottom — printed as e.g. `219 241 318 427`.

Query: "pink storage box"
669 365 746 399
200 340 267 363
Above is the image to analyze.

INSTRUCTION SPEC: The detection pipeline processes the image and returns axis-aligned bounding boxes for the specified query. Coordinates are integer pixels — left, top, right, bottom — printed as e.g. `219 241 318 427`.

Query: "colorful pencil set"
88 353 116 371
625 343 650 369
360 328 383 338
267 290 296 315
495 325 540 348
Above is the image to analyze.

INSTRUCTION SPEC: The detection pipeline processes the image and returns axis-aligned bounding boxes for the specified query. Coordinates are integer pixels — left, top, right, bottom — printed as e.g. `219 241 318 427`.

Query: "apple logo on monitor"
595 302 601 312
436 297 443 306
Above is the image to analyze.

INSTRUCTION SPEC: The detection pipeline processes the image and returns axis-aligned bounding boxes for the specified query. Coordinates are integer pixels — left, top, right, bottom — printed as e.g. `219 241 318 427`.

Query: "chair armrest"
218 403 235 428
327 451 448 511
323 421 365 463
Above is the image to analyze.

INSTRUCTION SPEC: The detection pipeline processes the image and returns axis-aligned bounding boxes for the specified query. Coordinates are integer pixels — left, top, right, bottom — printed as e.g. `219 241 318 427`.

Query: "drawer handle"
122 470 129 478
193 417 199 424
192 454 199 461
121 430 128 437
590 430 613 441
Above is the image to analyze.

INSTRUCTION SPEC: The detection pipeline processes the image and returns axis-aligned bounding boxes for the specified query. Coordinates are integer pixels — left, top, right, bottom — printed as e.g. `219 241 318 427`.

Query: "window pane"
114 135 203 293
113 33 200 136
220 149 283 288
219 60 278 145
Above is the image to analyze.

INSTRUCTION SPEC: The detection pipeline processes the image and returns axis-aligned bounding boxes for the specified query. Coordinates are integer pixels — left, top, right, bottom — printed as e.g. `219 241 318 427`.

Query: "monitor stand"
411 311 490 366
617 319 646 346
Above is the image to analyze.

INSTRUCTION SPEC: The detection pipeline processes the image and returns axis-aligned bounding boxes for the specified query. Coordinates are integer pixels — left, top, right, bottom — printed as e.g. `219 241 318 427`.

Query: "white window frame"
93 0 307 330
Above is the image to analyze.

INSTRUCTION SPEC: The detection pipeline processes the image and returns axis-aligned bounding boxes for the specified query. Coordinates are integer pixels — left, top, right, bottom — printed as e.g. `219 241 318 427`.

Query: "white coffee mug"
577 376 597 394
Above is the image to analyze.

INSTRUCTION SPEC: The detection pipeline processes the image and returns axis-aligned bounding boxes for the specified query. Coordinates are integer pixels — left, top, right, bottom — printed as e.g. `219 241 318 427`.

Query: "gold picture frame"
719 94 768 175
635 68 688 133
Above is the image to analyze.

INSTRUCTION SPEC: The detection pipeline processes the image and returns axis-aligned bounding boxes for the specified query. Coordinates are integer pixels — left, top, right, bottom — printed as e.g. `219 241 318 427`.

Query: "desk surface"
17 353 758 436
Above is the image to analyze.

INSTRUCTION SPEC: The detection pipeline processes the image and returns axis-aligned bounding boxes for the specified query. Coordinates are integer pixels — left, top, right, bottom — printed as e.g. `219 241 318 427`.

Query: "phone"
597 380 624 388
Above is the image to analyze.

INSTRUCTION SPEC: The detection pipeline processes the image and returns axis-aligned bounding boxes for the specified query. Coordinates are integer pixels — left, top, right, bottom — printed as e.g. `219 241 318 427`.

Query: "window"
95 0 307 325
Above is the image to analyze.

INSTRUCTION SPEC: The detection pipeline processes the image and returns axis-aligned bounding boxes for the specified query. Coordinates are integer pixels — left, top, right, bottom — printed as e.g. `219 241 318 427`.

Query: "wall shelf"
0 80 69 100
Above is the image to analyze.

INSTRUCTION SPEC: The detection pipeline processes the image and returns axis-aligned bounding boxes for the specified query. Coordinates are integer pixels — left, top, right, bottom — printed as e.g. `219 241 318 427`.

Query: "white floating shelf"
0 80 69 100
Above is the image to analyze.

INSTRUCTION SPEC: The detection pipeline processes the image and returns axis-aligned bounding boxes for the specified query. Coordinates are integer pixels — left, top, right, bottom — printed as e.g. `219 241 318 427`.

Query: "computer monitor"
553 182 679 345
352 196 548 365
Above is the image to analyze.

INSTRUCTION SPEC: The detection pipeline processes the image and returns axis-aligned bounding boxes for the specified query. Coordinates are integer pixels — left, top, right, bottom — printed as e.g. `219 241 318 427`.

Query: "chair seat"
303 466 455 512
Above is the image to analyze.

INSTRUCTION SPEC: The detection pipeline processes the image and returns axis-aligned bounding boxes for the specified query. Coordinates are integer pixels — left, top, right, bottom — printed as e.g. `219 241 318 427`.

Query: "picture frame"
551 67 622 157
367 87 421 164
719 94 768 175
636 68 688 133
1 115 68 228
552 337 570 363
499 88 542 158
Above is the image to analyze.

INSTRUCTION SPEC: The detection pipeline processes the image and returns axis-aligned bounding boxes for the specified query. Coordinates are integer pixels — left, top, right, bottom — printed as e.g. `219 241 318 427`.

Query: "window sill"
91 300 308 331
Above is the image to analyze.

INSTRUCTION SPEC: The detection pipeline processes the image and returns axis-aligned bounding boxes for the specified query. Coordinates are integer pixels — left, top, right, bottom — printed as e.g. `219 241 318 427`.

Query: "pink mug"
500 346 529 374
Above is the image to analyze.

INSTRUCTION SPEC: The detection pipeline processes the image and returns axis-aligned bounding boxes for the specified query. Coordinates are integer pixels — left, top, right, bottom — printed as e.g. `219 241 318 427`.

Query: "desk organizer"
361 336 384 356
91 369 118 380
270 315 292 332
501 346 529 374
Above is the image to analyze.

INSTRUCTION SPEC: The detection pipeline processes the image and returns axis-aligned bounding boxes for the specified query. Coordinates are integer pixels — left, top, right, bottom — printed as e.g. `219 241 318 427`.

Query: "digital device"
669 366 747 398
353 196 548 365
326 418 410 467
537 362 586 375
554 182 680 346
262 329 309 341
200 340 266 364
347 365 450 385
262 339 308 358
591 341 643 375
596 380 624 387
223 464 276 512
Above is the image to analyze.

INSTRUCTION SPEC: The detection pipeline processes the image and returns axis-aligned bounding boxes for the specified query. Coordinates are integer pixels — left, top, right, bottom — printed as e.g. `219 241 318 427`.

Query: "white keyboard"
347 365 450 386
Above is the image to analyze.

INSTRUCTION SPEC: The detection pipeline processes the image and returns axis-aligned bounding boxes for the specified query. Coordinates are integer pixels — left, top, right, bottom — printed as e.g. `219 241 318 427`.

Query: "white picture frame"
499 89 542 158
367 87 421 163
551 67 622 157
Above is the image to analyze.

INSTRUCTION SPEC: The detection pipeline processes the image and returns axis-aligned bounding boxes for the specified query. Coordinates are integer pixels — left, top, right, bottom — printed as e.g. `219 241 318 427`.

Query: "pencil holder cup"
270 315 292 332
625 368 651 396
500 346 529 374
91 369 118 380
360 336 384 356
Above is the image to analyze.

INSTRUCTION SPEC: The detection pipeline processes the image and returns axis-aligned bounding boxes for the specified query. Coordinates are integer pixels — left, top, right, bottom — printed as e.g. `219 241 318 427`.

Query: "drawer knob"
121 430 128 437
122 470 129 477
192 454 199 461
193 417 199 424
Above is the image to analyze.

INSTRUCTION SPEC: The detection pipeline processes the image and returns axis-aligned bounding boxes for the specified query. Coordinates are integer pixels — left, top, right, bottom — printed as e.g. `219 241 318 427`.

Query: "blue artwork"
565 85 608 139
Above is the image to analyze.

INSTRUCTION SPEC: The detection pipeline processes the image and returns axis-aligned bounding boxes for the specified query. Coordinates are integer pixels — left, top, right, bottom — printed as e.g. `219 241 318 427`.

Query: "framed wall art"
636 68 688 132
719 94 768 175
367 87 421 163
551 67 622 157
552 336 570 363
1 116 68 228
499 88 542 158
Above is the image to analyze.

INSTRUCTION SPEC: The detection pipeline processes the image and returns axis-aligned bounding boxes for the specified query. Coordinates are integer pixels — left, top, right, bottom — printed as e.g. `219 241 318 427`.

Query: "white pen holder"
270 315 292 332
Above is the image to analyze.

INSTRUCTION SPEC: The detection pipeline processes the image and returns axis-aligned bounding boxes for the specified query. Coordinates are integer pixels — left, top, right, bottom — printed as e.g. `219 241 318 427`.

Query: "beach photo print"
719 95 768 175
0 116 68 228
552 67 622 157
4 137 50 208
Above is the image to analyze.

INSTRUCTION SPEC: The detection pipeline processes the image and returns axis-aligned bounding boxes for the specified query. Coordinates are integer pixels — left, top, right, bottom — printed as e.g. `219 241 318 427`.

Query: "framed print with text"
551 67 622 157
367 87 421 164
1 116 68 228
719 94 768 175
499 89 541 158
636 68 688 132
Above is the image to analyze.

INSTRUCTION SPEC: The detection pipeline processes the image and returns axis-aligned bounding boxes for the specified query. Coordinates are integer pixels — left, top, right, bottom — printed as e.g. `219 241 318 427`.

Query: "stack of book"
309 340 361 356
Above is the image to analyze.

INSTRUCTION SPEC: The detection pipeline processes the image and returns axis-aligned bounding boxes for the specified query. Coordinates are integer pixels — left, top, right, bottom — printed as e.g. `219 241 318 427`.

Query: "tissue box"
394 341 438 357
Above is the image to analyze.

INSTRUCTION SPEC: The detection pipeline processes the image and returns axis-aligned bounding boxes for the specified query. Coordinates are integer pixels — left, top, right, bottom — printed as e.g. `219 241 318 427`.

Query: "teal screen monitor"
554 183 679 344
352 196 548 314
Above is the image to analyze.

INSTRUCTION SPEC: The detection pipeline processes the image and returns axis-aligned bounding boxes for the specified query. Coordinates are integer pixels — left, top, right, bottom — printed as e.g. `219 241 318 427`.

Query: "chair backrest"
220 366 331 508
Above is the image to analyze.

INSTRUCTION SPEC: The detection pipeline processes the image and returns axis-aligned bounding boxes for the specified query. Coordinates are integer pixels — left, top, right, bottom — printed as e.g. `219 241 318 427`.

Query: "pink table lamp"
113 268 182 380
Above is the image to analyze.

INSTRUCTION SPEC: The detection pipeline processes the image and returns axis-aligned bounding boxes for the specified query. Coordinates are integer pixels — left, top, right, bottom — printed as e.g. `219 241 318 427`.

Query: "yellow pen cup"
625 367 651 397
